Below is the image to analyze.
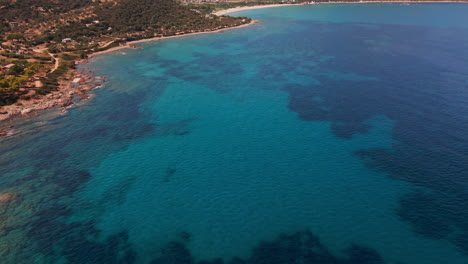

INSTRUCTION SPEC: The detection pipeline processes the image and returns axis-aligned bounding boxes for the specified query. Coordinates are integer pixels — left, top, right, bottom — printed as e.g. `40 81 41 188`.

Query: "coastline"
0 20 258 126
87 20 258 59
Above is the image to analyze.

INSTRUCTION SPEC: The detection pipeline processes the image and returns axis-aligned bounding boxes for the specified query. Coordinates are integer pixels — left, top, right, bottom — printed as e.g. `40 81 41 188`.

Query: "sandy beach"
88 20 258 59
214 4 297 16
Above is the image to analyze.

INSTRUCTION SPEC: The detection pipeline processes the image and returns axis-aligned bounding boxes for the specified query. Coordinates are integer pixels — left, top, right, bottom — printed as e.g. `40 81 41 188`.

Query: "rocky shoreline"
0 126 14 138
0 67 105 138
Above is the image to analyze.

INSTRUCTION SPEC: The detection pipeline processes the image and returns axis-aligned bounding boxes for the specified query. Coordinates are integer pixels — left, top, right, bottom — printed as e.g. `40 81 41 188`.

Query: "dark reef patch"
26 166 136 263
154 118 195 137
53 169 92 194
331 122 372 139
163 53 244 93
62 231 136 264
397 191 455 239
163 167 177 183
151 242 194 264
279 22 468 253
28 206 387 264
149 231 385 264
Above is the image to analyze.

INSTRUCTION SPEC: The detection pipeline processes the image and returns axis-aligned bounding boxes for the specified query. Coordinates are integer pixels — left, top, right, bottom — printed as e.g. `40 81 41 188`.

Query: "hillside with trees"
0 0 94 22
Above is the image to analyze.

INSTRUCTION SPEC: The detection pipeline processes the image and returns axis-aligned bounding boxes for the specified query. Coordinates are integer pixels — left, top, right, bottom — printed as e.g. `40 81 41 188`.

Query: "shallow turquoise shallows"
1 4 468 264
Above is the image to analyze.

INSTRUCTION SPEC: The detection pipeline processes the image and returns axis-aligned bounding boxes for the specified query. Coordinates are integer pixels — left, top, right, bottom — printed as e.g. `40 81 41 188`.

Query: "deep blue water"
0 3 467 264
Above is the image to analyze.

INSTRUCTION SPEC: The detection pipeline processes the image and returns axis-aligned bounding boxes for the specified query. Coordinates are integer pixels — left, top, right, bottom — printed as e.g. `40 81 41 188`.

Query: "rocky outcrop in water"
0 70 106 123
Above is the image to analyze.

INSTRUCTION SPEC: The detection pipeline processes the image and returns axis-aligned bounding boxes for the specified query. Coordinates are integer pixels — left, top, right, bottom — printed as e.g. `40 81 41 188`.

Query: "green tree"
6 33 24 40
7 64 24 76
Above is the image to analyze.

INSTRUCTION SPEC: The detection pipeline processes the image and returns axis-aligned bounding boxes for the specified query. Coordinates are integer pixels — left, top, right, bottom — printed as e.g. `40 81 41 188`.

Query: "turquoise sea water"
1 4 468 264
